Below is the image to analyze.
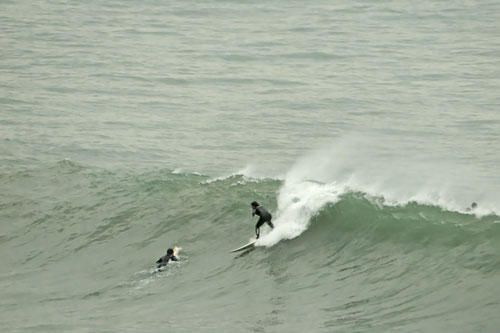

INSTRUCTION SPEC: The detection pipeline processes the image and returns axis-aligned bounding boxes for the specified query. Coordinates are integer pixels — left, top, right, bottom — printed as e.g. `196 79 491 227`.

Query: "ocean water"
1 0 500 332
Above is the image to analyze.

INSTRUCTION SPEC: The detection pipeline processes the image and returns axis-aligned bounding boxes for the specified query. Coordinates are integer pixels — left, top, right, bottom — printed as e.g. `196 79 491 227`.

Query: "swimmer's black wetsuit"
252 206 274 239
156 254 178 268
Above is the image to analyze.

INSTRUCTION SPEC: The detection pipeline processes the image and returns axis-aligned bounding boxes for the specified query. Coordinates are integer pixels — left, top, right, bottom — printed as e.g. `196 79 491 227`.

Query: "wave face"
1 160 499 332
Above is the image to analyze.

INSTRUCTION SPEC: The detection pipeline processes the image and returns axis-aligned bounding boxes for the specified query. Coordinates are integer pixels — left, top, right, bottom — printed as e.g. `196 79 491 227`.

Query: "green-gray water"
1 1 499 332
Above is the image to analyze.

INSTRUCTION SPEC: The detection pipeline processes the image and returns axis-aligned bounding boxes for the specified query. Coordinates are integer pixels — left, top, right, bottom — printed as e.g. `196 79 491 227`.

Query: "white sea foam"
256 138 499 246
202 165 284 184
256 179 343 247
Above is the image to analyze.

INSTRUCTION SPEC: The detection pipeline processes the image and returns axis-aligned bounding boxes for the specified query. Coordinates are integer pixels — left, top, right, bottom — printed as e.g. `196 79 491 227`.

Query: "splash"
256 179 343 247
256 137 499 246
254 142 350 246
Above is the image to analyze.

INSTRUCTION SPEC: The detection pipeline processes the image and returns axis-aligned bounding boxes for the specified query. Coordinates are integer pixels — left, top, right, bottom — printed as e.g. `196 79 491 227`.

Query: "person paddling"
156 248 178 268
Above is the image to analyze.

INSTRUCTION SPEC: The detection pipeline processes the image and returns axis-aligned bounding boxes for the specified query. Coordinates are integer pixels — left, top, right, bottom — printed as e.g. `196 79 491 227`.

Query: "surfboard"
230 240 256 253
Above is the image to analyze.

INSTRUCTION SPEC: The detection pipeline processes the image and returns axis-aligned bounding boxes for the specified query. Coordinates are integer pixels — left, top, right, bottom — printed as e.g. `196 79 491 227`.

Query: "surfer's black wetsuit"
156 254 178 268
252 206 274 239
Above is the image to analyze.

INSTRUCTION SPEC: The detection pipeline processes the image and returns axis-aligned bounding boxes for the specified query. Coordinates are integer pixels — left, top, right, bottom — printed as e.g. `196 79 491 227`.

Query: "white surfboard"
230 239 256 253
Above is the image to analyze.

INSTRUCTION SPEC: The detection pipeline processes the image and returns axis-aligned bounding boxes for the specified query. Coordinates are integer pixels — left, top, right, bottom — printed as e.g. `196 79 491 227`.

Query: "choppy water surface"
1 1 499 332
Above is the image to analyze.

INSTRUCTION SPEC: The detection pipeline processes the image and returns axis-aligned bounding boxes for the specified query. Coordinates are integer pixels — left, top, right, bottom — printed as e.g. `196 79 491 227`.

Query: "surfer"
156 248 178 268
251 201 274 239
466 202 478 212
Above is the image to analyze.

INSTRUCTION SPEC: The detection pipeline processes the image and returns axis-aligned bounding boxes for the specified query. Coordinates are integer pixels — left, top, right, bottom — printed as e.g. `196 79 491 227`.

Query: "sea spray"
256 179 343 246
256 138 499 246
